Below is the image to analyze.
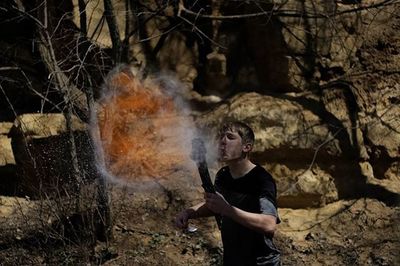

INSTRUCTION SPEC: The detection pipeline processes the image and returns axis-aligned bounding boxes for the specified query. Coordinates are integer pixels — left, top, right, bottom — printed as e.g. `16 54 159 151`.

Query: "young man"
175 121 281 265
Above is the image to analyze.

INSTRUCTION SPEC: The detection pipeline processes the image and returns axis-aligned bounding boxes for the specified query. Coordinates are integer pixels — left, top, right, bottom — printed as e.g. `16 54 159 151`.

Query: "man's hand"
204 192 232 216
175 209 192 229
175 202 218 229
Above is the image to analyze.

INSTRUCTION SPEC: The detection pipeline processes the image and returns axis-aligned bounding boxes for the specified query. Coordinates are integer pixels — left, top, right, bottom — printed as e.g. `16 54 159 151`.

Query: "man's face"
218 129 246 162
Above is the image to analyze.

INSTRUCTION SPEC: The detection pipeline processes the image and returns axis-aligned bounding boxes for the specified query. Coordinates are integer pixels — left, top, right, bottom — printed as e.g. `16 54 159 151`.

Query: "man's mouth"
219 148 227 157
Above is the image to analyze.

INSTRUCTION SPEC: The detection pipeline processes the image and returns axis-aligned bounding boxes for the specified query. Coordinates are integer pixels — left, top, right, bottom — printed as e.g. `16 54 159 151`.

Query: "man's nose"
220 135 227 144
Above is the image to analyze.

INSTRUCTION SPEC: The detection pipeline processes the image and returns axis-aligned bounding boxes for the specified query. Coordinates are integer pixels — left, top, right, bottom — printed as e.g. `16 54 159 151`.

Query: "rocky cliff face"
188 0 400 208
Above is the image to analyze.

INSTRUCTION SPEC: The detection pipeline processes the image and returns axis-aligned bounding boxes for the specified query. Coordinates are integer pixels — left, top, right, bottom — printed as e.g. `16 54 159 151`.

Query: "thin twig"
178 14 227 49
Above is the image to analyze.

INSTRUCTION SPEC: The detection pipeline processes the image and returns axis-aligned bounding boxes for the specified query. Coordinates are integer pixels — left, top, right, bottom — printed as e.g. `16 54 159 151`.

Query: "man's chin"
218 156 228 162
218 155 244 163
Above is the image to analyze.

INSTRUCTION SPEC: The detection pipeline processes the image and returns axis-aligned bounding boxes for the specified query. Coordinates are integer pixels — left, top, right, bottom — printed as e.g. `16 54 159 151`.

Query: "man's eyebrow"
226 132 237 137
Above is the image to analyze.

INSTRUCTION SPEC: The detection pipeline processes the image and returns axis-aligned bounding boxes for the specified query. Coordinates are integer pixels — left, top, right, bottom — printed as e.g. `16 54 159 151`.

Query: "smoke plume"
91 66 202 184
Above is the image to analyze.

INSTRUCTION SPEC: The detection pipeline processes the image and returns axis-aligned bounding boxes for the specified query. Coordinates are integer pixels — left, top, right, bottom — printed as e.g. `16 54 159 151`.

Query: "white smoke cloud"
88 65 220 187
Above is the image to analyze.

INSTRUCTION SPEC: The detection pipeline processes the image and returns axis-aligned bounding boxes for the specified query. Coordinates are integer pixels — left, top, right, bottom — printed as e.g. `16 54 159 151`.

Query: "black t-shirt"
215 165 281 266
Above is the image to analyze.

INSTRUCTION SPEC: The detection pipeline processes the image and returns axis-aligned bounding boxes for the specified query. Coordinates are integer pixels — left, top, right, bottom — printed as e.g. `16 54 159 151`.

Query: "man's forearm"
187 202 215 219
224 205 277 236
204 192 277 235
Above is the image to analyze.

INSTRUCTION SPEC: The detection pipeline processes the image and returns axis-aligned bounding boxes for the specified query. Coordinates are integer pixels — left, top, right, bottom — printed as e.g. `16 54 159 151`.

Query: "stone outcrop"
0 122 15 165
8 114 95 198
362 86 400 194
0 122 17 195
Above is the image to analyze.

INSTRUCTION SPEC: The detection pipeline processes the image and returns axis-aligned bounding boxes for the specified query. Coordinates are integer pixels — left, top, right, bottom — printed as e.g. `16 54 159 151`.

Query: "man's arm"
205 192 277 236
175 202 215 229
224 205 277 236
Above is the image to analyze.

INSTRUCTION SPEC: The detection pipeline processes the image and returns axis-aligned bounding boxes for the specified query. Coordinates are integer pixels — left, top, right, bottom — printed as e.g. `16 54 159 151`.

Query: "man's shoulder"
252 164 274 180
251 165 278 194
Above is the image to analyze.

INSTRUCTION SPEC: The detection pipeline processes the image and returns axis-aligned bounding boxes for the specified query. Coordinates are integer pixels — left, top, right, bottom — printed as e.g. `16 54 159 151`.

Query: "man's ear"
242 143 253 153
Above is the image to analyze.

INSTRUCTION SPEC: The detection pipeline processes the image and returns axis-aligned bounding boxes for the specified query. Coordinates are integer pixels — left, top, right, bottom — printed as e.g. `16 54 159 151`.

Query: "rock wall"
6 114 95 198
0 122 17 195
195 89 399 207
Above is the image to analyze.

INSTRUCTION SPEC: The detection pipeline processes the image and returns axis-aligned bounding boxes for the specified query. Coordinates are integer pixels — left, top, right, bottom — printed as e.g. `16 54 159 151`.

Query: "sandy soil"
1 169 398 265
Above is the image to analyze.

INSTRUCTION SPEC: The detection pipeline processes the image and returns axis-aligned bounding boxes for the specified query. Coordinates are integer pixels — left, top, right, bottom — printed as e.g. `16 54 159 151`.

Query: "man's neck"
227 158 256 179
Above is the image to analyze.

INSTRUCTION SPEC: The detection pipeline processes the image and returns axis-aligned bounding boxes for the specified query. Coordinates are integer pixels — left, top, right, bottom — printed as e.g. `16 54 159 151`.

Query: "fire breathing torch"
191 138 221 230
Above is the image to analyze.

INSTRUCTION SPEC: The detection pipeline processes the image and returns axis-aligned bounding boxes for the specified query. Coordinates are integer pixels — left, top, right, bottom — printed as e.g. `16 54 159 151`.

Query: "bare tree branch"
78 0 87 35
178 0 399 20
177 12 227 49
103 0 122 63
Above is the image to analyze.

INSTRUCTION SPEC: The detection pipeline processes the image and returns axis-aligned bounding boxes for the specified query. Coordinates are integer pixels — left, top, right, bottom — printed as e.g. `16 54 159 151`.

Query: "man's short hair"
218 121 255 145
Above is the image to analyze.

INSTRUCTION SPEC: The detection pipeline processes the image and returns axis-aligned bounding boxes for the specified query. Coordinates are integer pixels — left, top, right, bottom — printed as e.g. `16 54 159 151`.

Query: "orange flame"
97 68 193 181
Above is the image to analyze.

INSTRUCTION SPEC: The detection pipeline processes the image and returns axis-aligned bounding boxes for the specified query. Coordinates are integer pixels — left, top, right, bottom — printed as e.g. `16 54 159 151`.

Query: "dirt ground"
0 170 399 265
103 179 400 266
